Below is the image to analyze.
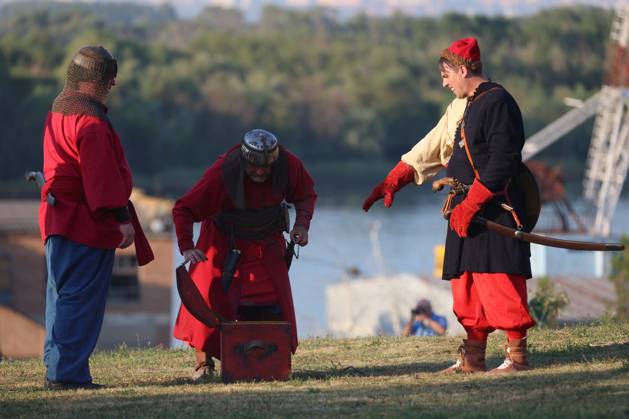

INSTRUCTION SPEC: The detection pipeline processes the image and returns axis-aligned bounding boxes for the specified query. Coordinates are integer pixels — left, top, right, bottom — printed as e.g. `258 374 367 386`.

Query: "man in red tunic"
40 46 153 389
172 129 317 379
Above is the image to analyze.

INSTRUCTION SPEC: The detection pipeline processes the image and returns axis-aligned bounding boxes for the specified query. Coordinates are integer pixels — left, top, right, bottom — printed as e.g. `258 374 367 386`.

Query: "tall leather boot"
488 338 532 374
439 339 487 374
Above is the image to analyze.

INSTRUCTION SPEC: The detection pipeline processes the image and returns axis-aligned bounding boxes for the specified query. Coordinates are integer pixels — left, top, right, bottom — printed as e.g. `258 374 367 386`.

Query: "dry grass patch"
1 320 628 418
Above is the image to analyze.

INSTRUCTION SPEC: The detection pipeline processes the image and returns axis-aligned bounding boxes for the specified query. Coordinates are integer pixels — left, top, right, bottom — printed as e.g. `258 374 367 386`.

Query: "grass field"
1 321 628 418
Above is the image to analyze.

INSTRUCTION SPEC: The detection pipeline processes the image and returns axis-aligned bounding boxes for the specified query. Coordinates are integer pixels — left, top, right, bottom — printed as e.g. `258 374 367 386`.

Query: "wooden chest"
220 321 292 383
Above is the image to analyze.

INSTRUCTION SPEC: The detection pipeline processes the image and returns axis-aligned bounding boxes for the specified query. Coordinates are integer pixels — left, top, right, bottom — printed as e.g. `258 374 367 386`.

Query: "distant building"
0 194 175 360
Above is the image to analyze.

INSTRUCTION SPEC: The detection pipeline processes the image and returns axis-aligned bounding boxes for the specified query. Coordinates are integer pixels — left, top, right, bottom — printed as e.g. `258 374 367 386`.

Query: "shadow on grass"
54 341 629 389
402 340 629 373
4 367 628 418
521 341 629 368
101 361 444 388
442 340 629 372
292 340 629 378
293 361 443 380
10 339 629 396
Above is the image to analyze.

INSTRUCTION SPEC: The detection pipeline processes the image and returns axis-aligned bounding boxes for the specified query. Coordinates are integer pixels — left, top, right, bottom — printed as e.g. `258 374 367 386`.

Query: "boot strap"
194 359 215 371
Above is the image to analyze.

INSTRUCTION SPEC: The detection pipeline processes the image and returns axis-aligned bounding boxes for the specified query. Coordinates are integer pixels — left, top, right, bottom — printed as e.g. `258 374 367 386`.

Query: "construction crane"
522 2 629 237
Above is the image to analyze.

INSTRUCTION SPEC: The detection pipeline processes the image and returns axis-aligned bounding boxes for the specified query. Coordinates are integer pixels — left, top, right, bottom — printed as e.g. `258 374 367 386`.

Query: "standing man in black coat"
363 37 536 374
437 37 535 373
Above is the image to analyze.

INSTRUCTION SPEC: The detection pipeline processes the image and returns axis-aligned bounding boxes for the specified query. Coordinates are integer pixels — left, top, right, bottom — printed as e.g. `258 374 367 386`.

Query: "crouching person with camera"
402 299 448 337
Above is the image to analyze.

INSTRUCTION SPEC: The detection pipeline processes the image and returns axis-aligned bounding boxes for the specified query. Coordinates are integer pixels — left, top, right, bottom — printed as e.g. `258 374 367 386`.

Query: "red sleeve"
285 151 317 230
172 160 228 253
76 118 129 215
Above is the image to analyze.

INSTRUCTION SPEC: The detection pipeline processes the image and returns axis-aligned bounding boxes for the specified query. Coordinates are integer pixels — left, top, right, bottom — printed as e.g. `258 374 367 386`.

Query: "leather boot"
439 339 487 374
488 338 532 374
191 351 215 381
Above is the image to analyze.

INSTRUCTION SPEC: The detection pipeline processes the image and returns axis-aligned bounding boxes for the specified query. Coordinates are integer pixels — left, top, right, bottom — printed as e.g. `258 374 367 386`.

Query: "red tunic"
172 147 316 358
39 111 153 265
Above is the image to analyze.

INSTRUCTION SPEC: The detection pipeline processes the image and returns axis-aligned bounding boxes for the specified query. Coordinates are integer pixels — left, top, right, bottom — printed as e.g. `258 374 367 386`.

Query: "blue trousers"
44 235 114 383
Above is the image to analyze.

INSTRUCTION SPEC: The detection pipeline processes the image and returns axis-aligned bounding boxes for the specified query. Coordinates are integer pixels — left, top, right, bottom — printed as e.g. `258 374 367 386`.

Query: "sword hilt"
25 171 56 205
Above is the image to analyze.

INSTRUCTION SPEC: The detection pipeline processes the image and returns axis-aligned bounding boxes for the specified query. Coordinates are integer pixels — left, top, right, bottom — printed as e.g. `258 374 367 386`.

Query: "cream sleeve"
401 98 467 185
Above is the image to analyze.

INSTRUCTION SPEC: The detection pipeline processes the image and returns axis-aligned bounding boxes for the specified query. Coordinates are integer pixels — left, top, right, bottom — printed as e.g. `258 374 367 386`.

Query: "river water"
171 197 629 340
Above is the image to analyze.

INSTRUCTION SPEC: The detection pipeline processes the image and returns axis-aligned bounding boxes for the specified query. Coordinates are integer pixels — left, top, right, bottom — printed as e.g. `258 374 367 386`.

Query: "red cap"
441 37 481 66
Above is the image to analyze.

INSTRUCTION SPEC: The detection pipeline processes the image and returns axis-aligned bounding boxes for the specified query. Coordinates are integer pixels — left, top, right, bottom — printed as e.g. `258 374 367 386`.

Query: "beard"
247 173 270 183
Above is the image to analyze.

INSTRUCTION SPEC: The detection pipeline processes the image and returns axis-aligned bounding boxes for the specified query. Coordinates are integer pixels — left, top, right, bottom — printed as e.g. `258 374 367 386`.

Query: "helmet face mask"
65 46 118 100
241 129 279 167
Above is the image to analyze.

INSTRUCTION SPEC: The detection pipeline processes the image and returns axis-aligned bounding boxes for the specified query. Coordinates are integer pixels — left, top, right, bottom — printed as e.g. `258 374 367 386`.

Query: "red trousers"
451 272 536 340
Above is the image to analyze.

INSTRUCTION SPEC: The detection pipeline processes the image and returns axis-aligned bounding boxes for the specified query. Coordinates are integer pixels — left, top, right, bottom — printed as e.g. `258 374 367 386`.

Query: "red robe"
172 147 316 358
39 109 153 265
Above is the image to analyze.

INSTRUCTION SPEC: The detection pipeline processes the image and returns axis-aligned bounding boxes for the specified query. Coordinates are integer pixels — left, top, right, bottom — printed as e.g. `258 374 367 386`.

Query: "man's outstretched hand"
362 161 415 211
362 181 393 211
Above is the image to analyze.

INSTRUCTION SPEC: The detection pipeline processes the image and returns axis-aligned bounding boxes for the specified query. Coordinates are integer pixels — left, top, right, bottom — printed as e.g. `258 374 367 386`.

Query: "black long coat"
442 81 532 280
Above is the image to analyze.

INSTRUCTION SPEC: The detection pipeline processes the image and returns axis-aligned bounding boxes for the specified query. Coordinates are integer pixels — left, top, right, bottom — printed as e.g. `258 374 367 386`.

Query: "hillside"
0 5 614 198
1 321 628 417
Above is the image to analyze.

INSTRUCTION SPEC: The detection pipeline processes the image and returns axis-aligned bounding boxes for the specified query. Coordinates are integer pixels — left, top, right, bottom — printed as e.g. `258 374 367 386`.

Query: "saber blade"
475 217 624 251
176 263 224 328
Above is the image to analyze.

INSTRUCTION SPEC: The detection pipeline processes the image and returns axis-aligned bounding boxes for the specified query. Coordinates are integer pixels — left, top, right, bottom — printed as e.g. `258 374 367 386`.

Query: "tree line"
0 3 613 197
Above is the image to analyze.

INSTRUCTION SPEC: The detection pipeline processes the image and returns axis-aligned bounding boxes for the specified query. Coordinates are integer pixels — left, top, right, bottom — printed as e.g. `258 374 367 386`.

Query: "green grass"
1 321 629 418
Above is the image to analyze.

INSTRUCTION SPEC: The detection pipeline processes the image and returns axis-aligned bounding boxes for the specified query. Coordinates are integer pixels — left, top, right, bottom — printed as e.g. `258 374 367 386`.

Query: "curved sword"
433 177 624 251
474 216 624 251
176 262 224 328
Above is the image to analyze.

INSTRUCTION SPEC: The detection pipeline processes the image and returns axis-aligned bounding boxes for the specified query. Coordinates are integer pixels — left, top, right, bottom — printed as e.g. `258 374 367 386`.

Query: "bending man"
172 129 317 380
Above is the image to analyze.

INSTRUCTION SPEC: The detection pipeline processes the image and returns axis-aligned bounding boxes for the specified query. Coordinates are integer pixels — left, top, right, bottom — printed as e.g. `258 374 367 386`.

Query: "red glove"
362 161 415 211
449 178 494 238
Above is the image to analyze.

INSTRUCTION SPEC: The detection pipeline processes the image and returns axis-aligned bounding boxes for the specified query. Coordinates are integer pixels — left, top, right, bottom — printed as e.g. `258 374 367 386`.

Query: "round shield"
514 162 541 232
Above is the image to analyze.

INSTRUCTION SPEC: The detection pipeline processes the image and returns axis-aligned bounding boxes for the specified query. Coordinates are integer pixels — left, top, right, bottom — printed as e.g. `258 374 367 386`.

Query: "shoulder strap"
271 147 289 197
459 86 502 180
459 122 479 179
221 148 246 209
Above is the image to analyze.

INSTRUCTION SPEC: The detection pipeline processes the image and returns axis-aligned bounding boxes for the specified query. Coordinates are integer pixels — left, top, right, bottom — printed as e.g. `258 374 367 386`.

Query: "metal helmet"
241 129 279 166
65 46 117 93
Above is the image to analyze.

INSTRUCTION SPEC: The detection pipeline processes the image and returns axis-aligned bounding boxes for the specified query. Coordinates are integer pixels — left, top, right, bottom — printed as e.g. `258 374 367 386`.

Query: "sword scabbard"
475 217 624 252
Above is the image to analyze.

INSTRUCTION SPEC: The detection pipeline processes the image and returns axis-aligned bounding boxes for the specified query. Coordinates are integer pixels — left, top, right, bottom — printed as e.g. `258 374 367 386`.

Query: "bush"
529 276 569 327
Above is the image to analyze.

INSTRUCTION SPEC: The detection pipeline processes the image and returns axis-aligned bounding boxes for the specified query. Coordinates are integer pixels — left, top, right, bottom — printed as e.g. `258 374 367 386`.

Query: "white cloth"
401 98 467 185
